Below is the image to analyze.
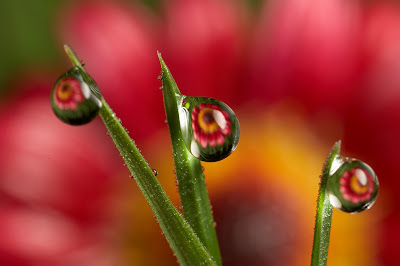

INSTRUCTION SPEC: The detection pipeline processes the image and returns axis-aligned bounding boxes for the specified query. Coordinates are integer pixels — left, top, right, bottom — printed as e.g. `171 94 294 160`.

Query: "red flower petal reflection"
191 104 231 148
339 168 375 204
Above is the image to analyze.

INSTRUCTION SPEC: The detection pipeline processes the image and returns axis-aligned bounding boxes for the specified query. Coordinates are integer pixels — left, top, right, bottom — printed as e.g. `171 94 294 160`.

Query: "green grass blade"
311 141 341 266
158 52 222 265
65 45 216 266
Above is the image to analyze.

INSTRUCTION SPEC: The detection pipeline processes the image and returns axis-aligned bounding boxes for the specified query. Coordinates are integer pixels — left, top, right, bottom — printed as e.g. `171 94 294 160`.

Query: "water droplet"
326 158 379 213
178 97 240 162
129 174 133 179
201 166 205 172
51 67 102 125
152 169 158 176
157 73 163 81
159 86 163 91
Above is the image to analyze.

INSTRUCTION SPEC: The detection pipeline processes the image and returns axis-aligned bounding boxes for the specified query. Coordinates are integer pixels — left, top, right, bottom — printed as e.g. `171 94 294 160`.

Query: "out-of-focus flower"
59 1 163 141
343 2 400 263
209 106 381 266
1 0 398 264
160 0 249 105
120 105 381 265
0 96 121 220
0 79 124 265
344 1 400 172
248 0 363 113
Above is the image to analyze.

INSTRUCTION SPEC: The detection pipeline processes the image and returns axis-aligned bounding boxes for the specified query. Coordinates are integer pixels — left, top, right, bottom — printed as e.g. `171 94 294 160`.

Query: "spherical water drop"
326 159 378 213
179 96 240 162
152 169 158 176
51 67 102 125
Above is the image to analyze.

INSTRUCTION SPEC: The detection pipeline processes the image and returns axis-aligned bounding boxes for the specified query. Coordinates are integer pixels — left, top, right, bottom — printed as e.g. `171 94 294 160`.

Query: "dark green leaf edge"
158 52 222 265
64 45 216 266
311 141 341 266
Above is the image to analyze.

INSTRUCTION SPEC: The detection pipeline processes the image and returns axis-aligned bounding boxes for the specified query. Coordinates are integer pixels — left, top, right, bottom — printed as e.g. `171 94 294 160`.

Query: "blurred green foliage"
0 0 66 92
0 0 159 94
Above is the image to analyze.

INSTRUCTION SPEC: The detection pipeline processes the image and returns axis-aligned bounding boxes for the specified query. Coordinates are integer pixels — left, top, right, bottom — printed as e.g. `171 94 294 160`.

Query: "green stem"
99 98 216 266
311 141 341 266
64 45 84 70
65 45 216 266
159 52 222 265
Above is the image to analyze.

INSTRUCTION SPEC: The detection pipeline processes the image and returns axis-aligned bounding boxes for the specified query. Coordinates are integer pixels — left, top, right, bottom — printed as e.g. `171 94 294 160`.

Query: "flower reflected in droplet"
339 168 375 204
51 67 102 126
191 104 231 148
53 77 84 110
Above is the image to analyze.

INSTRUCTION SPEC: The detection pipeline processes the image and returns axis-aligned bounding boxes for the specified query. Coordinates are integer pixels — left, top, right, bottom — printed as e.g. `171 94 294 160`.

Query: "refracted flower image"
53 77 84 110
180 97 240 162
51 67 102 125
339 168 375 204
327 159 379 213
191 103 231 148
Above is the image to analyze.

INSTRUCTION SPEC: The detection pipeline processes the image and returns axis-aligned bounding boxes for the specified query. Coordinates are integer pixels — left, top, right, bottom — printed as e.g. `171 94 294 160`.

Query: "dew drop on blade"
50 67 102 125
152 169 158 176
179 96 240 162
326 158 379 213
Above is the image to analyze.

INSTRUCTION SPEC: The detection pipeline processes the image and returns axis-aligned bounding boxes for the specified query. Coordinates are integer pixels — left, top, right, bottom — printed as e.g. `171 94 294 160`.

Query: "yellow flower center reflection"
350 169 369 194
57 83 73 100
198 108 226 133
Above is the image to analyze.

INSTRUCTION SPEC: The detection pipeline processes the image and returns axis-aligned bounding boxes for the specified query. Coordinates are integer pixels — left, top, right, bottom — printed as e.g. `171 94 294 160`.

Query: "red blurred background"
0 0 398 265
